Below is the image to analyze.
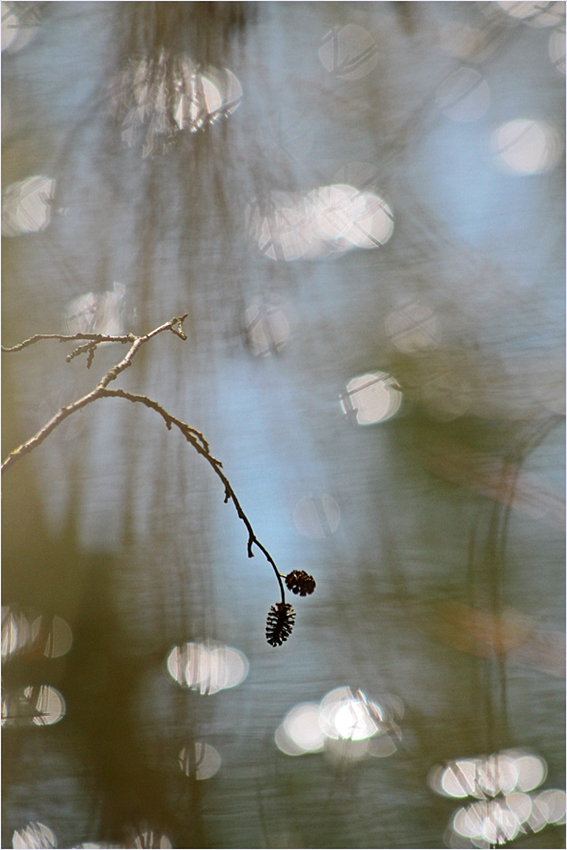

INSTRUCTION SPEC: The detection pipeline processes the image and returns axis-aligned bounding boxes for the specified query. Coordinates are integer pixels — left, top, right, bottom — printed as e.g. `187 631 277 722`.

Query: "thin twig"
1 332 137 352
1 315 188 473
2 314 286 605
100 388 286 603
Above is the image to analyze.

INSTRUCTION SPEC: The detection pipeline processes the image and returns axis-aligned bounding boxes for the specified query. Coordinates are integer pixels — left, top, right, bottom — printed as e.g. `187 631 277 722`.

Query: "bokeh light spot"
318 24 378 80
432 751 547 802
110 53 242 155
275 724 307 756
282 703 326 754
491 119 562 175
1 3 38 53
275 687 402 762
366 735 398 757
40 615 73 659
179 742 222 780
343 192 394 248
293 494 340 539
244 295 290 356
514 754 547 792
452 800 522 844
12 822 56 849
441 760 480 798
307 185 359 241
166 642 248 693
65 282 126 336
175 73 223 131
2 3 18 51
2 607 31 657
482 802 521 844
497 1 566 27
25 685 66 726
536 788 566 823
341 372 402 425
318 687 381 741
2 175 56 236
476 753 518 797
128 830 172 849
505 792 532 823
549 26 566 73
247 184 393 261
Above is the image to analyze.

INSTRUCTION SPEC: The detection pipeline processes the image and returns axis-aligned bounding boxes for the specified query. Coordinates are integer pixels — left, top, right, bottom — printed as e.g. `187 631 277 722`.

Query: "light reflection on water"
12 822 56 849
318 24 378 81
2 175 56 237
340 371 402 425
276 687 403 762
2 608 73 660
490 119 563 176
549 26 566 73
496 1 566 28
292 493 341 539
246 183 394 261
1 2 40 54
179 742 222 780
243 294 290 356
429 749 566 847
2 1 564 848
109 52 243 156
65 283 126 336
166 641 249 694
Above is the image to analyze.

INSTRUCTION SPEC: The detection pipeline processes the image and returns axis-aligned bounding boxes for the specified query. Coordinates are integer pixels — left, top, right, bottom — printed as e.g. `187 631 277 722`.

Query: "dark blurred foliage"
2 3 565 848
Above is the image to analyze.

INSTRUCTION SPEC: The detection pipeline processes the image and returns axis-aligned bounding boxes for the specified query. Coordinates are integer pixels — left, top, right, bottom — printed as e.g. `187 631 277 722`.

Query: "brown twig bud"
285 570 316 596
265 603 296 647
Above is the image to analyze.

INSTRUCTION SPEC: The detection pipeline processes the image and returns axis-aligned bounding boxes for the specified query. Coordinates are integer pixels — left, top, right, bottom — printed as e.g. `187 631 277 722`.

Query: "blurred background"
1 2 565 848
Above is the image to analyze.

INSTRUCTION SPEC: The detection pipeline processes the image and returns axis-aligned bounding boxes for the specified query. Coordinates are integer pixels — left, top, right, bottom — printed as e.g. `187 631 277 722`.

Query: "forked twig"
2 315 316 644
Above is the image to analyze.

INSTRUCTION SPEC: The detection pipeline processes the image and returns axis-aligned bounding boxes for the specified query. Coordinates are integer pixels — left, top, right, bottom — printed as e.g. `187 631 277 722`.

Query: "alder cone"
266 603 296 646
285 570 316 596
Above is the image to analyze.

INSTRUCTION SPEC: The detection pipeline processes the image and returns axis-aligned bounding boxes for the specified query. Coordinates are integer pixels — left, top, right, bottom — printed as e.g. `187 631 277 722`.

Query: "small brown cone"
265 603 296 647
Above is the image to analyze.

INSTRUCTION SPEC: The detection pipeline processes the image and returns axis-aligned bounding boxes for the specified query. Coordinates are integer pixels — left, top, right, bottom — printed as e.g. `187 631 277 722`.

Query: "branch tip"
2 312 296 642
170 314 188 341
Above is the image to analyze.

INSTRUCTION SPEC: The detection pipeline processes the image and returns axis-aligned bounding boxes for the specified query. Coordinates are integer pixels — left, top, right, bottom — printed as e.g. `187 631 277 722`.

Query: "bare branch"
1 314 187 355
99 387 286 603
2 332 136 352
98 388 212 454
2 385 105 473
2 312 288 613
66 341 99 365
2 315 190 474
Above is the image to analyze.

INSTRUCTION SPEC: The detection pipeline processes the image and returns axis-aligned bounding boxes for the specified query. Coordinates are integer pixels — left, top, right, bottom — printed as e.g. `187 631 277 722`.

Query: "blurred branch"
1 314 303 638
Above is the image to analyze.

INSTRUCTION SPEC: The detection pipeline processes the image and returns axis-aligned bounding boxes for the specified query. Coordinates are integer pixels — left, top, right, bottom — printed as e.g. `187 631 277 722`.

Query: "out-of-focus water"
2 3 565 848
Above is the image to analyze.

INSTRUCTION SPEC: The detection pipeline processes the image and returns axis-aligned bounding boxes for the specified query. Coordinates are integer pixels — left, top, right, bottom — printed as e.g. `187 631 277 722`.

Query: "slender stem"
1 332 137 352
2 316 187 474
99 387 286 603
2 314 285 602
1 386 105 474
